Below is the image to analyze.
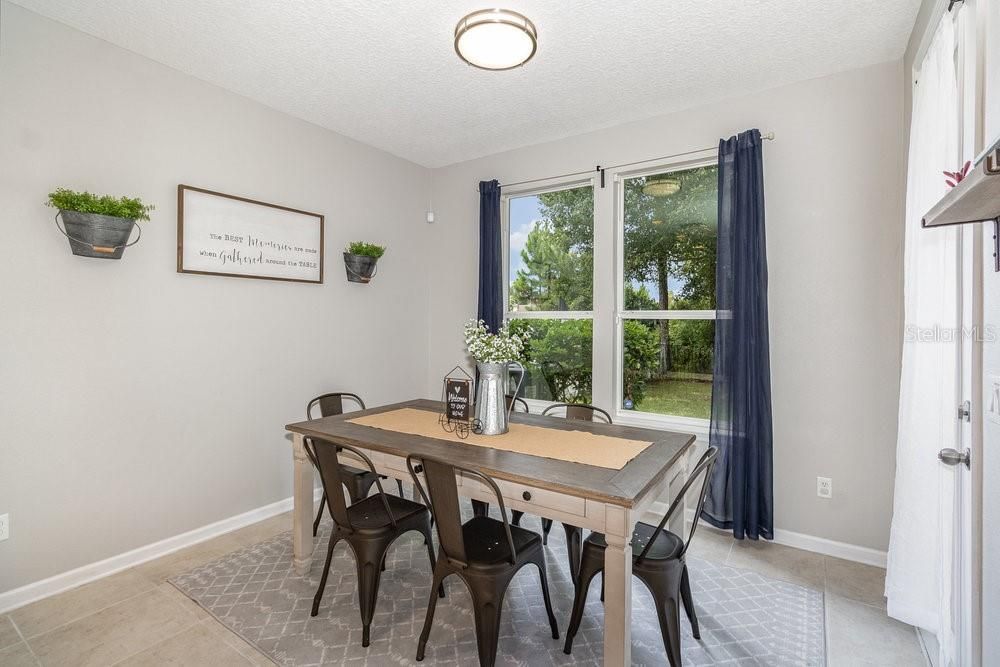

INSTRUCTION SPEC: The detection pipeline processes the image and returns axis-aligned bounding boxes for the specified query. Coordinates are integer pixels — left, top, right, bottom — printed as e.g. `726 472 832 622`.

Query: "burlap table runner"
348 407 652 470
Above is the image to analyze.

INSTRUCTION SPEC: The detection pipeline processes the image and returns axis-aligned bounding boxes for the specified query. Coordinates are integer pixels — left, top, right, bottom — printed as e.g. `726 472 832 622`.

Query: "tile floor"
0 512 929 666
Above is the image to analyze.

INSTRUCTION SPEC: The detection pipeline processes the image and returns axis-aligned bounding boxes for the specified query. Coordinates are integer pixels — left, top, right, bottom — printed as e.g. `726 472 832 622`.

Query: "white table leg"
291 433 314 575
603 507 633 666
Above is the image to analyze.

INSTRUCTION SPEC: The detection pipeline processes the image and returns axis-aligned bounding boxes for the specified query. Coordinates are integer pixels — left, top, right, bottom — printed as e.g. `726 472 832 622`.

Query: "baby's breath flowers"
463 319 529 364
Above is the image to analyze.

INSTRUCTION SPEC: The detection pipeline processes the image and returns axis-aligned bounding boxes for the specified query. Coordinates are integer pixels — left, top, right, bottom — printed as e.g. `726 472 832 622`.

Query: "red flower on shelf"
944 161 971 188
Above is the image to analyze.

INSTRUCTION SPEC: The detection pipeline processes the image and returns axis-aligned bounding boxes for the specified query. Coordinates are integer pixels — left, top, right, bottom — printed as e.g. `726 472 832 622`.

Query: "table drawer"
461 474 586 520
372 451 409 476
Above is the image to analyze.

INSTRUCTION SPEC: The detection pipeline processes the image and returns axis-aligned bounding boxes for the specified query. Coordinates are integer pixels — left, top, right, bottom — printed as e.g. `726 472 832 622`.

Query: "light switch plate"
0 514 8 542
988 374 1000 426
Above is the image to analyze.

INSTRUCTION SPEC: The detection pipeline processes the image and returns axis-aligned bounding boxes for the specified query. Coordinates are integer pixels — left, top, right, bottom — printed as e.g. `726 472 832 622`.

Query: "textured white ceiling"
12 0 922 167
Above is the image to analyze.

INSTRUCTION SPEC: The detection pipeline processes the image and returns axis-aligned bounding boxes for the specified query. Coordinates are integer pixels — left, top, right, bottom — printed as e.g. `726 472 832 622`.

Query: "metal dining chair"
407 454 559 667
563 446 720 666
306 392 404 536
541 402 613 424
306 438 440 647
470 394 529 520
506 394 530 414
513 403 613 580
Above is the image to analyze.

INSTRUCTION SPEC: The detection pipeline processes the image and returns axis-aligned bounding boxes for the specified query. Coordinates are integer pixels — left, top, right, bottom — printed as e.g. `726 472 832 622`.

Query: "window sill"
612 410 710 441
520 397 709 441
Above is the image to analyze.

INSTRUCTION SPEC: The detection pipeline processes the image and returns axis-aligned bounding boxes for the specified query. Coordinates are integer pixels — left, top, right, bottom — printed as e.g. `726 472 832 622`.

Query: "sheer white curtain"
886 12 959 664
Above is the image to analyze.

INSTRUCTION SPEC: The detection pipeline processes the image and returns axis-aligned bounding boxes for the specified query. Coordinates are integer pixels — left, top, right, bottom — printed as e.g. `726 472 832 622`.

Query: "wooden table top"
286 399 695 508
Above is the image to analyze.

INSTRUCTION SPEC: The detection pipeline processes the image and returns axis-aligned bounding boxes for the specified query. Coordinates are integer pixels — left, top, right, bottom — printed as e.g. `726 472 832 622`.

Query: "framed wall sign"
177 185 324 283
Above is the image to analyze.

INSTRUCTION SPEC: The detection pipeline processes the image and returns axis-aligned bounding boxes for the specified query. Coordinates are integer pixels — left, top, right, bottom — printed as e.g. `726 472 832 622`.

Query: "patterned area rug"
170 508 825 666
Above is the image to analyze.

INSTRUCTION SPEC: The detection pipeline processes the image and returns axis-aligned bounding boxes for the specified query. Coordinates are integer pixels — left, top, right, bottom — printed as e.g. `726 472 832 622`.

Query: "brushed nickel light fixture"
643 174 682 197
454 9 537 70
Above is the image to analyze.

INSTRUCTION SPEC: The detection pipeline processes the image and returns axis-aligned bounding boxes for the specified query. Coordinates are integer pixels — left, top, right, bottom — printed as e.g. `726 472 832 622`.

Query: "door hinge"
958 400 971 422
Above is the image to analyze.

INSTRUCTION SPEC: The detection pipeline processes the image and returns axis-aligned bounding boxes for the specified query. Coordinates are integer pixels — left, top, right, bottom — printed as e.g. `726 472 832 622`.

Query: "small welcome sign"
445 378 472 421
439 365 477 438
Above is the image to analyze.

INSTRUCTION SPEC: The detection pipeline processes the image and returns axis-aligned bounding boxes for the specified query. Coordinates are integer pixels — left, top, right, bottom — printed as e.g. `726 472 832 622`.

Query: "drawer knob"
522 491 532 502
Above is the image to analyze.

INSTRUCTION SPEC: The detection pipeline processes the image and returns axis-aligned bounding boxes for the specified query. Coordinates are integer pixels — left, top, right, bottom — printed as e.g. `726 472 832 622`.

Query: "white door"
978 3 1000 664
942 5 985 664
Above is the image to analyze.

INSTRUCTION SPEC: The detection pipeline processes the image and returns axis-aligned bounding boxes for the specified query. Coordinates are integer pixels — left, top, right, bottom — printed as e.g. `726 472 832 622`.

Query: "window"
617 162 718 420
500 158 719 427
504 183 594 402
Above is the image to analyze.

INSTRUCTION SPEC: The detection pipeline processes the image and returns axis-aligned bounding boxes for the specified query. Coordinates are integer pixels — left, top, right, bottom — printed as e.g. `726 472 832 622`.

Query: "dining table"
284 398 694 667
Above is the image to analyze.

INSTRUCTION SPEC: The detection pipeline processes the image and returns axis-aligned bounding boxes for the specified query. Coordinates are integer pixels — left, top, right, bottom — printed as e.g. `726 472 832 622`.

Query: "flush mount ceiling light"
454 9 537 71
643 174 681 197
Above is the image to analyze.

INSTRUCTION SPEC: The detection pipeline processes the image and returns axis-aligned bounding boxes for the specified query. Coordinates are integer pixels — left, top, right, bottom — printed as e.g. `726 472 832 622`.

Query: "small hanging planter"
47 188 152 260
343 241 385 283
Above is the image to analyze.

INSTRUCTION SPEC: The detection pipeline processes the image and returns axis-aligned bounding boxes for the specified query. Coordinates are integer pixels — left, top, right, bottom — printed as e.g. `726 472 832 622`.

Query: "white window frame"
498 155 719 435
502 177 598 408
611 154 718 434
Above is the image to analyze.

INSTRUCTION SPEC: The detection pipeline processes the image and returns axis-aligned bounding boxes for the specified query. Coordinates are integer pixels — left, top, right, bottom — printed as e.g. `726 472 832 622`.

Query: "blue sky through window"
509 193 687 306
508 194 541 281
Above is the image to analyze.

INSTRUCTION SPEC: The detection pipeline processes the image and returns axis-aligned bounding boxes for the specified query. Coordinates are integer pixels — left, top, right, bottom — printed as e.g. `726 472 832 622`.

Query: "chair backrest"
406 454 517 568
505 395 530 413
635 446 719 563
541 402 612 424
307 392 366 419
305 437 394 533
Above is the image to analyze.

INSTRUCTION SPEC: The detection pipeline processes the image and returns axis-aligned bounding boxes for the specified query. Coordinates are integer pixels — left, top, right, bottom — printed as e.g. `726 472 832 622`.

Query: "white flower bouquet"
463 318 529 364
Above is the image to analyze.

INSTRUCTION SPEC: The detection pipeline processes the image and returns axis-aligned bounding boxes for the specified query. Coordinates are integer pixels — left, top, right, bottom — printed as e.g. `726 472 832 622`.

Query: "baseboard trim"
0 489 322 614
1 491 886 614
681 508 887 568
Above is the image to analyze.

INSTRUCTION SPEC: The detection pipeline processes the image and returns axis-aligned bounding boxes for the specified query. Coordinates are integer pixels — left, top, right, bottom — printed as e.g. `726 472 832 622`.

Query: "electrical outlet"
0 514 8 541
817 477 833 499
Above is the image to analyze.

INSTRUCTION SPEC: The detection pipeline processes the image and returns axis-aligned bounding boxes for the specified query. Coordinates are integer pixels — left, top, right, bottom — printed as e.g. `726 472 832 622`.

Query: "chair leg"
471 499 489 517
395 478 404 497
540 518 552 544
679 564 700 639
416 562 448 662
533 556 560 639
511 510 524 527
470 581 506 667
563 556 602 654
356 546 387 647
654 594 683 667
313 491 326 536
420 523 445 598
311 533 340 616
562 523 581 583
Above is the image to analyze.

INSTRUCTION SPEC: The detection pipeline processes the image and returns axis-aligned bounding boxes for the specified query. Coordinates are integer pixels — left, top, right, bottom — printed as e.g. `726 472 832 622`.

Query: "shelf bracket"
994 219 999 273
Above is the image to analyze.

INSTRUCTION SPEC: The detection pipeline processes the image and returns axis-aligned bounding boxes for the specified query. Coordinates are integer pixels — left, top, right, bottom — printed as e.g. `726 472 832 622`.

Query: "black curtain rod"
488 132 775 192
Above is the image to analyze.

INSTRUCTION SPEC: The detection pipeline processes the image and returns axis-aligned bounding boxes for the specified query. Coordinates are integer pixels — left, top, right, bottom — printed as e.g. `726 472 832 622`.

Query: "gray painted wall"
0 2 432 592
0 1 914 596
426 61 906 552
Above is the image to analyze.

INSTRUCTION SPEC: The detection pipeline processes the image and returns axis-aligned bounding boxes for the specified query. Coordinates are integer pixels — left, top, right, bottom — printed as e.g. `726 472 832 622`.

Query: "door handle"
938 448 971 469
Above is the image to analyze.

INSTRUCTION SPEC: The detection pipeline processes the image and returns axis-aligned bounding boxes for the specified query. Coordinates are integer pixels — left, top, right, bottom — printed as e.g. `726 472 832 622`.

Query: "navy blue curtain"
701 129 774 541
477 180 503 332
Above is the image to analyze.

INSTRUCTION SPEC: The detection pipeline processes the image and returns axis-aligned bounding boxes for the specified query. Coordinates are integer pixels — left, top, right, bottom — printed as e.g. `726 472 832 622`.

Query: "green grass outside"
631 378 712 419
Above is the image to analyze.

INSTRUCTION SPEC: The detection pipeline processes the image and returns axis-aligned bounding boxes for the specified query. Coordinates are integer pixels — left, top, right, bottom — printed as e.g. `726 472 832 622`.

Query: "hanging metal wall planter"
343 252 379 283
55 210 142 260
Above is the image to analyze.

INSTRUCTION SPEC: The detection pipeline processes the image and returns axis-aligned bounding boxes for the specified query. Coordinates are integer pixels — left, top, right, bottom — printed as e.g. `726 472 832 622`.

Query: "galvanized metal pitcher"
475 361 524 436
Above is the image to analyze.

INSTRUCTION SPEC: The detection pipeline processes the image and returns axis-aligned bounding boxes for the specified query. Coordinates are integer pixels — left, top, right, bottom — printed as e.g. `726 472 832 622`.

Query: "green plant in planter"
345 241 386 258
46 188 154 221
343 241 385 283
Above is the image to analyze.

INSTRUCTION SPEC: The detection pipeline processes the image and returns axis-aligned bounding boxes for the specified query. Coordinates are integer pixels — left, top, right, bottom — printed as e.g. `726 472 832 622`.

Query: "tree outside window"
505 164 717 418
